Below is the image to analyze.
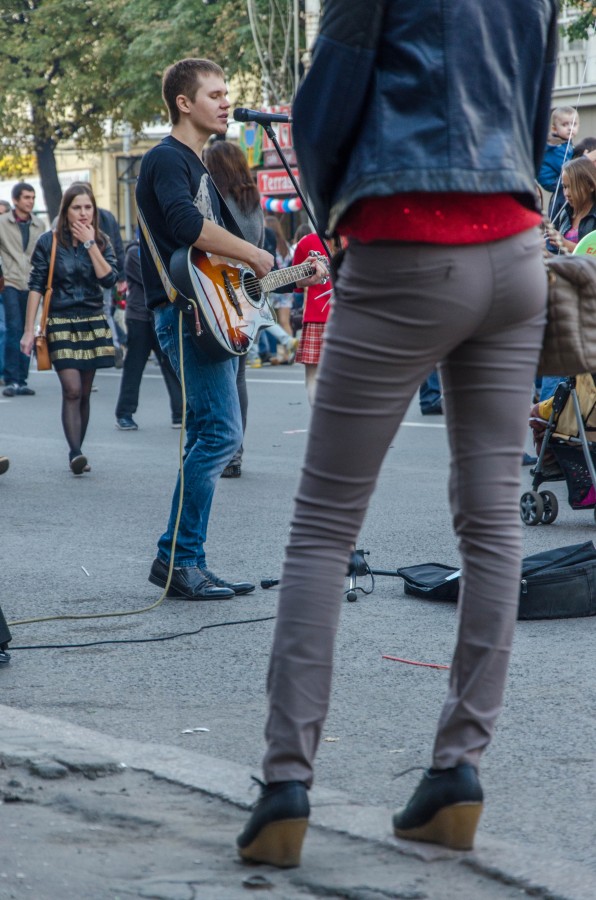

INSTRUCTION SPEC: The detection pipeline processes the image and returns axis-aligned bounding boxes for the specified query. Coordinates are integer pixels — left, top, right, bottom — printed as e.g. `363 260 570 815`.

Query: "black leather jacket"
293 0 559 234
29 229 117 313
556 202 596 245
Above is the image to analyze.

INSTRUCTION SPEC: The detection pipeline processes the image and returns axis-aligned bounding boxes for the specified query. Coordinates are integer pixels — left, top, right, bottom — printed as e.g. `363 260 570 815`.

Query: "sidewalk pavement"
0 703 592 900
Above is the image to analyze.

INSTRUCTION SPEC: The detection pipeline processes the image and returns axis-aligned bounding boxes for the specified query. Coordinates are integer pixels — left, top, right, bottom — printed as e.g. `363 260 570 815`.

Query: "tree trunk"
35 136 62 222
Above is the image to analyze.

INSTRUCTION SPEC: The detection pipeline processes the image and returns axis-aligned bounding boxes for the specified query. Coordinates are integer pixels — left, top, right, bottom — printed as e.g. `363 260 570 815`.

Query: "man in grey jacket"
0 182 45 396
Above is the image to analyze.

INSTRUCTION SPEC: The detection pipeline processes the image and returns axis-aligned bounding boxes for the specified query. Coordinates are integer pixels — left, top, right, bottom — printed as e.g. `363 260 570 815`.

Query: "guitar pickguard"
182 249 276 356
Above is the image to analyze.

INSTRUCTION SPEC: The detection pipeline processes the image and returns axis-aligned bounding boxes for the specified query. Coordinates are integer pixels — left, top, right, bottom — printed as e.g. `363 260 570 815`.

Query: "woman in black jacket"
21 183 117 474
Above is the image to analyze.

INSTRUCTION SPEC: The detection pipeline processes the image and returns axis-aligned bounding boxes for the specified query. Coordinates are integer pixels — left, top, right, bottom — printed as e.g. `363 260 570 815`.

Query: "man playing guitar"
137 57 326 600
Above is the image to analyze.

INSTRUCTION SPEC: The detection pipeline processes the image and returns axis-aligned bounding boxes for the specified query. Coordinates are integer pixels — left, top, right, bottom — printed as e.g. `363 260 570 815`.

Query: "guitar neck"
260 261 316 293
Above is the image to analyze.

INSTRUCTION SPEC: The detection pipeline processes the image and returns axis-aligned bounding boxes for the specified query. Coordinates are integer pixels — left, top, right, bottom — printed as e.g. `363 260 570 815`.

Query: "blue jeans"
538 375 561 402
153 304 242 568
0 294 6 377
419 368 442 411
3 286 31 387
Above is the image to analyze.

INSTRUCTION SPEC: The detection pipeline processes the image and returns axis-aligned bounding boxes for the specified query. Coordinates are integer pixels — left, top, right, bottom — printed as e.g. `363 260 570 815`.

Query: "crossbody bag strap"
38 232 57 336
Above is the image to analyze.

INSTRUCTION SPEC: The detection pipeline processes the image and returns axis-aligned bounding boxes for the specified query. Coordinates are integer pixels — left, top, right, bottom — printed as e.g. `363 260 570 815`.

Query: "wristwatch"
83 239 95 249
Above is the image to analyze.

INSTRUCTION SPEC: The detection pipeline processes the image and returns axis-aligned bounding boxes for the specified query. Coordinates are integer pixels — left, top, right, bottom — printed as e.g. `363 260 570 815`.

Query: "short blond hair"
551 106 579 127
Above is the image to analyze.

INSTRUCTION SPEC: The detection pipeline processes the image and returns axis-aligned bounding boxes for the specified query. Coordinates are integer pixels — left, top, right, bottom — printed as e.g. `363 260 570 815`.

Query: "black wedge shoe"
393 763 483 851
237 780 310 868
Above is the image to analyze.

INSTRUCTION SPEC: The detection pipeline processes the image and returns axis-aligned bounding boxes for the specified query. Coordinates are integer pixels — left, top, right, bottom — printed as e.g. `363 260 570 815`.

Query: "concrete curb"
1 703 592 900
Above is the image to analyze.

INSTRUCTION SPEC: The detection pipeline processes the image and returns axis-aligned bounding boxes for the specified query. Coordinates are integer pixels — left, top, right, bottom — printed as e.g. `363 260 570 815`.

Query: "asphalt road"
2 361 595 877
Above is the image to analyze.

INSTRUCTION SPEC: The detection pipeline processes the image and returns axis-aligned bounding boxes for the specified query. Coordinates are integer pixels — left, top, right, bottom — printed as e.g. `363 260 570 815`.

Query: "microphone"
233 108 291 126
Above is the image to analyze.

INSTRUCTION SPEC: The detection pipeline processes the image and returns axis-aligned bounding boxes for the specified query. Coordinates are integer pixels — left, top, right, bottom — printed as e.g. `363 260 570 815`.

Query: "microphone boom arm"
261 122 332 259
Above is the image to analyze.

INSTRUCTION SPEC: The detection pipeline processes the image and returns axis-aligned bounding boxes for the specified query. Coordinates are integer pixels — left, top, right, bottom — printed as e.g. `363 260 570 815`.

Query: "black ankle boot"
393 763 483 850
237 780 310 868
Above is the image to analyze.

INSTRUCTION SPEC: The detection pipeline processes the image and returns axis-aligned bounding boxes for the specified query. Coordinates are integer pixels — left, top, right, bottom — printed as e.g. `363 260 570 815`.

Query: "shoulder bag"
34 232 57 371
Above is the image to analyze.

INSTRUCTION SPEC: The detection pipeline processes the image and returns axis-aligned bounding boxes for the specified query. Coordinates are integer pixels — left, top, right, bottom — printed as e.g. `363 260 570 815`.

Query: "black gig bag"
397 542 596 620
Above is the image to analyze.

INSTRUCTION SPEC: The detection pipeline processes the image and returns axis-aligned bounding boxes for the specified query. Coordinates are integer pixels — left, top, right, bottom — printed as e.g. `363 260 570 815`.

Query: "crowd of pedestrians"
0 8 585 875
0 173 329 477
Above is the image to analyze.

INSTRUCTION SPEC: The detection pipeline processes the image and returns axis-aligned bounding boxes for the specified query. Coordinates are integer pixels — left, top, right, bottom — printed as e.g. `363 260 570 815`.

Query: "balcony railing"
555 49 588 89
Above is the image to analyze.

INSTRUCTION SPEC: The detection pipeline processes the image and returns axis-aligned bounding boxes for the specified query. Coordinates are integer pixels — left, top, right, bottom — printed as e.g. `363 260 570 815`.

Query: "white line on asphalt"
25 371 444 424
400 421 446 429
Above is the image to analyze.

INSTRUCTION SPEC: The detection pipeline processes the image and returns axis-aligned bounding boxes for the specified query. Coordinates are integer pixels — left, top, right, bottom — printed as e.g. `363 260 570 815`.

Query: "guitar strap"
137 157 248 309
136 207 181 304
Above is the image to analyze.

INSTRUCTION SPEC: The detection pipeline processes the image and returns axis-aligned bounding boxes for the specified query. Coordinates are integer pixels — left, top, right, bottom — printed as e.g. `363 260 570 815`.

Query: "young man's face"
14 189 35 217
181 73 230 139
554 114 579 141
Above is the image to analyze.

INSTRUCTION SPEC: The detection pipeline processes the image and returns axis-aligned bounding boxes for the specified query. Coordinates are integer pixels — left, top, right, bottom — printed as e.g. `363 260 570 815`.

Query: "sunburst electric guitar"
169 246 327 360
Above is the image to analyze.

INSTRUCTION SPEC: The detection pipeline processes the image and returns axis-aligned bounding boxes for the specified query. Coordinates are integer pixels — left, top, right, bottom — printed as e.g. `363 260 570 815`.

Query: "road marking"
400 421 446 429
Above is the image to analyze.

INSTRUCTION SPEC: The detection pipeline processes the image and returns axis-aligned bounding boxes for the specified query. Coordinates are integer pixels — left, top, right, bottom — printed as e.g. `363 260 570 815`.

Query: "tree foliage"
0 0 129 216
0 0 306 214
562 1 596 40
116 0 300 128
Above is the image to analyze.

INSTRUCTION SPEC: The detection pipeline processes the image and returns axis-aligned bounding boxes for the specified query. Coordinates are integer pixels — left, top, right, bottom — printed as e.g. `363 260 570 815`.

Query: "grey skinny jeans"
263 231 547 786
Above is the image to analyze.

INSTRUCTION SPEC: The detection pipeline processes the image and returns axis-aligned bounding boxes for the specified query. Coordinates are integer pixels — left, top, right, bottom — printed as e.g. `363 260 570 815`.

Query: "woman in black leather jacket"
21 183 117 474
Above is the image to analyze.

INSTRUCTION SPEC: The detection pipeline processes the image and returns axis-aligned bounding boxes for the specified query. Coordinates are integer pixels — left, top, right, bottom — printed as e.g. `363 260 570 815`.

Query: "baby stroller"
520 374 596 525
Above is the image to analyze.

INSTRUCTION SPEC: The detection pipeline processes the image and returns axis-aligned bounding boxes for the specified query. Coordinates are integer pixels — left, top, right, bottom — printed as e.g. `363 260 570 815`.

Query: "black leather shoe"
221 464 242 478
237 780 309 868
199 566 254 595
393 763 483 850
148 558 234 600
69 454 88 476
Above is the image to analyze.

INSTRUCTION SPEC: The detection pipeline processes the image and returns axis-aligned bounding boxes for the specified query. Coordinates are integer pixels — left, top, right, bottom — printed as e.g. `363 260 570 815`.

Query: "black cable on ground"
8 614 277 651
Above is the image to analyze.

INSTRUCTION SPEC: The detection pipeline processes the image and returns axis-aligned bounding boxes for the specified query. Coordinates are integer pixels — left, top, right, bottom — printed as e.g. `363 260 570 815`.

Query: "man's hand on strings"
296 251 330 288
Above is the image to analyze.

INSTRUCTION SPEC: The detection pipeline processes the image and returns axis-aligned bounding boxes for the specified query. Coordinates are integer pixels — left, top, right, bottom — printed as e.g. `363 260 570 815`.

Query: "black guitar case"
397 542 596 620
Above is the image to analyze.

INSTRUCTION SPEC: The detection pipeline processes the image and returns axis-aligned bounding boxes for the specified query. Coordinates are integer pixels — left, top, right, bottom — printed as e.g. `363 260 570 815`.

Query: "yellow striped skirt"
47 312 116 371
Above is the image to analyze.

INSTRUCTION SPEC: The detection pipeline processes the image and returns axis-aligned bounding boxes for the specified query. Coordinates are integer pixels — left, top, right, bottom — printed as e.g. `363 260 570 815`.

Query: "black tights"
56 368 96 459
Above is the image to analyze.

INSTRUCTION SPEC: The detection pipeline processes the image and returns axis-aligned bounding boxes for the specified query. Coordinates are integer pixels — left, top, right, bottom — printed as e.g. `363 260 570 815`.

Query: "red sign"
257 168 299 196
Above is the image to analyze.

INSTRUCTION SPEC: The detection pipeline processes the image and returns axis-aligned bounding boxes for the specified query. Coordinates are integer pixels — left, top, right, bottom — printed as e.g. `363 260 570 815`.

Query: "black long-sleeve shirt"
135 136 224 311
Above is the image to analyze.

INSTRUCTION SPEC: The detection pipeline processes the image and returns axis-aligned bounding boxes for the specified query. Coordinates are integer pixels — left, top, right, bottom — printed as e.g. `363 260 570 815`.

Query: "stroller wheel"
539 491 558 525
520 491 544 526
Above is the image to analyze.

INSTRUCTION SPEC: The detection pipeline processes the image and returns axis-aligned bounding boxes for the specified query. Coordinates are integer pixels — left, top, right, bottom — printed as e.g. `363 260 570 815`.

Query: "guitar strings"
241 264 316 289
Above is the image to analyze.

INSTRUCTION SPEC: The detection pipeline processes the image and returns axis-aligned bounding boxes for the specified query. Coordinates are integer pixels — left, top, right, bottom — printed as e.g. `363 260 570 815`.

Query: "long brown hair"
55 182 106 250
563 157 596 216
203 141 261 215
265 214 290 258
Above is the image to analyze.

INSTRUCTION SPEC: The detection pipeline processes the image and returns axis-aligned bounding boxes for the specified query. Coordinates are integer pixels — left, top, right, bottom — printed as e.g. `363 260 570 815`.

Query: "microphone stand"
261 122 332 259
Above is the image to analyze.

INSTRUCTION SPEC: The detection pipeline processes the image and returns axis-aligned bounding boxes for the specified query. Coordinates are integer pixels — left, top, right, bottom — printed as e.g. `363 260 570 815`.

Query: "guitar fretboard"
260 262 317 293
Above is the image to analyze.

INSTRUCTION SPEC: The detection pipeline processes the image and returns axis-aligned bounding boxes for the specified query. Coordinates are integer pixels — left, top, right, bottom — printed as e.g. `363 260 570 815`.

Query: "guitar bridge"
222 270 243 317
